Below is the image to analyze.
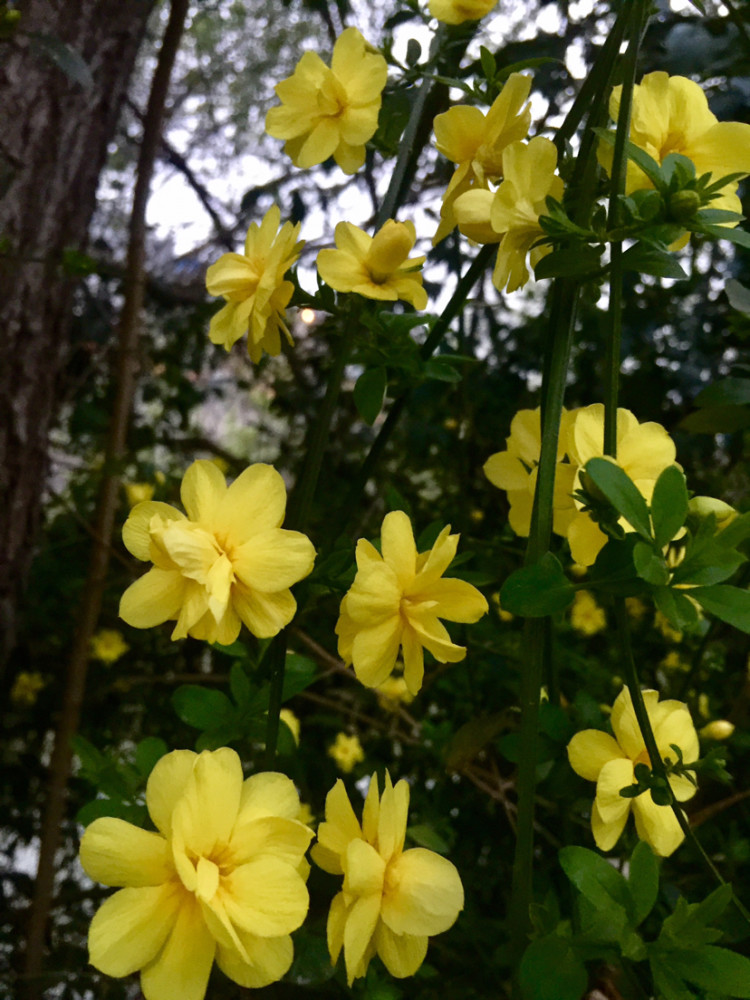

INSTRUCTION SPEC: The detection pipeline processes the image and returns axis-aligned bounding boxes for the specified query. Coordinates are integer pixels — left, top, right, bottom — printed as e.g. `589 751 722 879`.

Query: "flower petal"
236 772 303 824
591 798 630 852
378 775 409 862
344 838 386 896
233 528 315 592
233 584 296 638
375 923 428 978
343 894 381 985
567 730 624 782
216 932 293 988
217 463 287 543
381 848 463 936
221 856 309 937
123 502 185 560
119 569 185 630
171 748 243 864
88 883 181 978
80 818 173 887
180 460 226 524
381 510 418 588
140 893 216 1000
351 616 403 687
412 577 488 623
228 815 313 867
595 757 635 823
146 751 198 838
632 794 686 857
312 779 362 875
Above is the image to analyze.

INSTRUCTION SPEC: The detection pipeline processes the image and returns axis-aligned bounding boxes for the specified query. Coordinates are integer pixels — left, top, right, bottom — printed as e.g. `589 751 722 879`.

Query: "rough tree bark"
0 0 155 671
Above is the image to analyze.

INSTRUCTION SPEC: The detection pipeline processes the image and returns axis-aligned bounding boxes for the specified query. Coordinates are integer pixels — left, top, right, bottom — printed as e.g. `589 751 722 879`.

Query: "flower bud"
699 719 735 741
668 188 701 223
688 495 736 528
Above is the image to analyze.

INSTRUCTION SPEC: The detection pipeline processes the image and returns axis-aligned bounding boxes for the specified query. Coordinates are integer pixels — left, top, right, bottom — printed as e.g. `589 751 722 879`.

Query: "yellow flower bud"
699 719 734 741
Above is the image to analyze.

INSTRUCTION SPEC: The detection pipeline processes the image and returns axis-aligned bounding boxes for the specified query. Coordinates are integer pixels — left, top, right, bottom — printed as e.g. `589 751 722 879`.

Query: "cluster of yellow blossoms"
79 14 750 999
484 403 677 566
81 748 463 997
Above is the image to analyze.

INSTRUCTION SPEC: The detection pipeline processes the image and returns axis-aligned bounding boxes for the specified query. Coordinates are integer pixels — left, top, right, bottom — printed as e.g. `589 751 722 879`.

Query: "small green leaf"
407 824 450 853
628 842 659 925
134 737 168 778
653 586 700 631
559 845 633 921
172 685 235 731
423 357 462 383
679 404 750 434
676 946 750 997
694 223 750 248
479 45 495 81
691 584 750 632
520 936 588 1000
533 246 602 280
633 542 670 585
727 279 750 315
282 654 318 700
650 465 689 547
229 662 252 708
585 458 652 540
621 244 687 279
500 553 575 617
695 376 750 408
354 367 387 425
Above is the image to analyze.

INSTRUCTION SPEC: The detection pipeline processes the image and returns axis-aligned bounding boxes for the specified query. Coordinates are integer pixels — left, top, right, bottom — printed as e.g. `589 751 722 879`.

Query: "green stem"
332 245 494 539
603 0 644 455
375 29 444 229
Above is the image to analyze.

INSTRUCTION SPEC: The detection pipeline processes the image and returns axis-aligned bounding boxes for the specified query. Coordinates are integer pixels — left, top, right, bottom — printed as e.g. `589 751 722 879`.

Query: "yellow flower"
316 219 427 309
79 748 313 999
125 482 155 507
265 27 387 174
376 676 415 712
603 72 750 241
483 407 577 539
429 0 498 24
311 773 464 984
567 687 699 857
206 205 304 364
454 137 563 291
10 671 45 707
90 629 130 665
625 596 648 621
336 510 488 695
279 708 300 745
565 404 676 567
432 74 532 244
119 460 315 645
328 733 365 774
569 591 606 637
490 592 514 622
660 650 689 673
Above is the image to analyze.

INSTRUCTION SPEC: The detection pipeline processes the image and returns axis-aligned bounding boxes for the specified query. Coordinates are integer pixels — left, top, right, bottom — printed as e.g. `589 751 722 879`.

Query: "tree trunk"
0 0 154 671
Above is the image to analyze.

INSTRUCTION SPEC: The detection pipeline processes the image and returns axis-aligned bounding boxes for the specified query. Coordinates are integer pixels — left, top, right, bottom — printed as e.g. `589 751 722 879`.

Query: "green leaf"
585 458 652 540
670 541 744 587
691 585 750 632
694 223 750 248
628 842 659 925
172 685 236 731
282 654 318 701
479 45 495 81
559 846 634 921
650 955 696 1000
674 945 750 996
621 244 687 279
500 553 575 617
76 797 148 828
727 279 750 315
717 511 750 549
695 376 750 408
407 824 450 854
28 32 94 88
423 357 462 383
633 542 670 585
679 404 750 434
229 662 252 708
533 246 602 280
134 737 168 778
354 367 387 425
659 886 732 948
519 936 588 1000
653 586 700 631
650 466 689 547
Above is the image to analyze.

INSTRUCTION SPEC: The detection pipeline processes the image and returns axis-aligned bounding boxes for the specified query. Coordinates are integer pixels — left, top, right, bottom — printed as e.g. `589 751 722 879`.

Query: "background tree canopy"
2 0 750 998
